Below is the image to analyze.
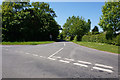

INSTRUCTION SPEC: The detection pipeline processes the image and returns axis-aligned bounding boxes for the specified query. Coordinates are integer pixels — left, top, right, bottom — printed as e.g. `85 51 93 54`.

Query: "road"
2 42 119 78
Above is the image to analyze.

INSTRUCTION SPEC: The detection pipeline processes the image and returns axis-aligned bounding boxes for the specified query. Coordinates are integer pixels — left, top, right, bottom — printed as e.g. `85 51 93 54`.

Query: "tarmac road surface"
2 42 119 78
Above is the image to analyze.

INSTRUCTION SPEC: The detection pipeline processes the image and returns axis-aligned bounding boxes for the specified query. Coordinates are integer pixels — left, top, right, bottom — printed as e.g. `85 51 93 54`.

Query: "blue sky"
48 2 105 32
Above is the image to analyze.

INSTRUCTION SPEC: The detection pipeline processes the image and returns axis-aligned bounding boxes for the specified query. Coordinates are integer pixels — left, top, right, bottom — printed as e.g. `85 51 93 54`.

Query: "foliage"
92 26 99 34
73 35 78 42
2 2 60 41
82 33 120 46
98 1 120 39
59 32 64 40
62 16 91 41
116 34 120 46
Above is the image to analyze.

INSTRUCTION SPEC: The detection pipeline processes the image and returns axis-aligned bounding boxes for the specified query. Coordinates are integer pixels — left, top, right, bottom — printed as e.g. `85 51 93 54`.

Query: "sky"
48 2 105 32
0 1 105 32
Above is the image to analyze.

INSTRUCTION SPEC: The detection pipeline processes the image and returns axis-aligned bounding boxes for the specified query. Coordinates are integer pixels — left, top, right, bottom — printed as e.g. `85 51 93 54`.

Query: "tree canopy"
2 2 60 41
98 1 120 38
92 26 99 34
62 16 91 41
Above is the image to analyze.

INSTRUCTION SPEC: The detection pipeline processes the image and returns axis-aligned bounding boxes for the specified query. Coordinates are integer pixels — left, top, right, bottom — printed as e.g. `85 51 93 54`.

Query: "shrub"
82 33 119 46
73 35 78 42
82 35 90 42
65 36 74 41
116 34 120 46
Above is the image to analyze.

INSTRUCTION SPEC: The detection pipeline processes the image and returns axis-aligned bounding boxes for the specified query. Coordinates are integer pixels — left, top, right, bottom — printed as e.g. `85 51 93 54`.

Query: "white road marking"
52 56 61 59
55 56 61 58
42 56 46 58
64 43 65 46
78 60 92 65
25 53 30 54
48 57 56 60
92 67 113 73
48 48 63 58
40 56 43 57
39 56 46 58
59 60 70 63
65 58 74 61
32 54 38 56
95 64 113 69
73 63 88 67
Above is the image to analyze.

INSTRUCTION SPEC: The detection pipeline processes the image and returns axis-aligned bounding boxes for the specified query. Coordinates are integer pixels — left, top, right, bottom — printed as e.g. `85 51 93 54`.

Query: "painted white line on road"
52 56 61 59
48 48 63 58
78 60 92 65
32 54 38 56
40 56 43 57
59 60 70 63
65 58 74 61
64 43 66 46
92 67 113 73
48 57 56 60
40 56 46 58
73 63 88 67
25 53 29 54
55 56 61 58
95 64 113 69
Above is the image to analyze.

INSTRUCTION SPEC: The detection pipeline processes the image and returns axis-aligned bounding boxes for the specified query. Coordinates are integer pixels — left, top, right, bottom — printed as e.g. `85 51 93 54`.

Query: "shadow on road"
55 39 69 42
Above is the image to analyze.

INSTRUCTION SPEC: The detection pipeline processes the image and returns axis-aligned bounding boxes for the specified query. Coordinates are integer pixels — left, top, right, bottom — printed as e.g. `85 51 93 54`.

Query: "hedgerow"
82 33 120 46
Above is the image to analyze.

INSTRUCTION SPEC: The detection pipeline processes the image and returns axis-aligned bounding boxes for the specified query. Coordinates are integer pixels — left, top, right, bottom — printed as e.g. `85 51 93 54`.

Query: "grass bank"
2 41 54 45
74 41 119 54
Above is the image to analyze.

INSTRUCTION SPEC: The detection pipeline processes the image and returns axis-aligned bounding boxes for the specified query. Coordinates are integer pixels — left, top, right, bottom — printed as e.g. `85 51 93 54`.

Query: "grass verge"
2 41 54 45
74 41 119 54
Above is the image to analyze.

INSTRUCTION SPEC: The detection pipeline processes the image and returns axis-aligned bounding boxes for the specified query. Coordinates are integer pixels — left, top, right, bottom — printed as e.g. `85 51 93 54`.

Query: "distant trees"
62 16 91 41
92 26 99 34
98 1 120 39
2 2 60 41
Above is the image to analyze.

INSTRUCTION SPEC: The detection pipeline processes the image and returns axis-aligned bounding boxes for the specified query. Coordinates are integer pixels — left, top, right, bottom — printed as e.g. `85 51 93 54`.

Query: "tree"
92 26 99 34
2 2 60 41
62 16 90 41
98 1 120 39
86 19 91 32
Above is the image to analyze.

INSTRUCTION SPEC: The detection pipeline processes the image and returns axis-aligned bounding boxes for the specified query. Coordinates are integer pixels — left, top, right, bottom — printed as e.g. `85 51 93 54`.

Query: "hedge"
82 33 120 46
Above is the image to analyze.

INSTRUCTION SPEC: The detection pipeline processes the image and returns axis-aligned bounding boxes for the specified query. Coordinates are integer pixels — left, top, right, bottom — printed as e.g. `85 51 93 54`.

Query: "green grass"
2 41 54 45
74 41 119 54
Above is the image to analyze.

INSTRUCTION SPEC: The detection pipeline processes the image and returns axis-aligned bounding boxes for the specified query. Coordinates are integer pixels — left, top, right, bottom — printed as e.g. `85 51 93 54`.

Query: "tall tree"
98 1 120 39
87 19 91 32
62 16 90 41
2 2 60 41
92 26 99 34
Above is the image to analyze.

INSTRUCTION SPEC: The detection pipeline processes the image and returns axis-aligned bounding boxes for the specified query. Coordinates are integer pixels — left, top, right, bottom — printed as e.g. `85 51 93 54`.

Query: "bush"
65 36 74 41
82 35 90 42
116 34 120 46
73 35 78 42
82 33 120 46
